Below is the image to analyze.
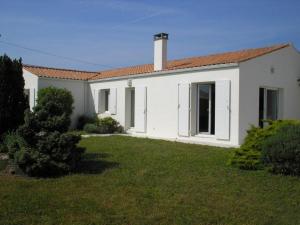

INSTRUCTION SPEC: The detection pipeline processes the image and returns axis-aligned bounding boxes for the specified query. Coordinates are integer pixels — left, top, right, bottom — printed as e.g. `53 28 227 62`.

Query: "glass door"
197 84 215 134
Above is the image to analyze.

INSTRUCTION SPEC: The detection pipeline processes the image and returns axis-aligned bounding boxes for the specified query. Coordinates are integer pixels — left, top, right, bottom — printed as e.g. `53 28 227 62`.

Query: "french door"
197 83 215 134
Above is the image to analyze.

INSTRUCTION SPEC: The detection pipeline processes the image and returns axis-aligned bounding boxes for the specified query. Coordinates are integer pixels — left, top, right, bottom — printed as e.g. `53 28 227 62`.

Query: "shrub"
83 123 101 134
34 87 74 132
0 55 28 136
229 120 300 170
98 117 123 134
76 115 96 130
6 87 85 177
262 124 300 176
14 132 84 177
83 117 124 134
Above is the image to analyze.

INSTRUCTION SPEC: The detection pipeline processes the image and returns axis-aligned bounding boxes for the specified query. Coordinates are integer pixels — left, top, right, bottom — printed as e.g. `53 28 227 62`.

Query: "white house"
23 33 300 147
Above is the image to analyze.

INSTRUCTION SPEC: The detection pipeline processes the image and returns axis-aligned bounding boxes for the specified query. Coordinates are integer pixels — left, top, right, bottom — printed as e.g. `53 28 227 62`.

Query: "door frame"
196 83 214 135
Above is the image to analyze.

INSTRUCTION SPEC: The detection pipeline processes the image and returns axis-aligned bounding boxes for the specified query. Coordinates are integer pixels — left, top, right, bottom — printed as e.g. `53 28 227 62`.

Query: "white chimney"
154 33 168 71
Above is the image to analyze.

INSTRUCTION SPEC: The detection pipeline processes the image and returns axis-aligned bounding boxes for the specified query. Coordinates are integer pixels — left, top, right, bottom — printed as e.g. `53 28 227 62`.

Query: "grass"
0 136 300 225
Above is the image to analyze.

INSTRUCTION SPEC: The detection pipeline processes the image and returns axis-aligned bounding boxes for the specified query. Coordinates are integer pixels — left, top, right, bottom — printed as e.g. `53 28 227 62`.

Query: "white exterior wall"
23 69 39 110
38 78 88 127
89 66 240 147
239 46 300 144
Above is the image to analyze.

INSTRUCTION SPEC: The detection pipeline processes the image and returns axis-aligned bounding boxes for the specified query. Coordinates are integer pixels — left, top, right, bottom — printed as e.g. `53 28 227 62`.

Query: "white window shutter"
109 88 117 114
135 86 147 133
215 80 231 140
178 83 190 137
94 89 99 113
29 88 36 111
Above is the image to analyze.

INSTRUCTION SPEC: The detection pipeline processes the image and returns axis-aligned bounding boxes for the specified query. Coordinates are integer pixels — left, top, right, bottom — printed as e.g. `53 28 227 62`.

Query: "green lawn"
1 136 300 225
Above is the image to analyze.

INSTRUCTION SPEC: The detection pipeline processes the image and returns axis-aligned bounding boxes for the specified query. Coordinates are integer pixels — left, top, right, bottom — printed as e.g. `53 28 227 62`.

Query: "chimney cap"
154 33 169 41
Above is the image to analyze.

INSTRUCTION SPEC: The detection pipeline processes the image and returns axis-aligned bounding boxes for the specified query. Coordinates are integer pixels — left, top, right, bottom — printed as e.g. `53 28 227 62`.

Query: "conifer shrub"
262 124 300 176
228 120 300 170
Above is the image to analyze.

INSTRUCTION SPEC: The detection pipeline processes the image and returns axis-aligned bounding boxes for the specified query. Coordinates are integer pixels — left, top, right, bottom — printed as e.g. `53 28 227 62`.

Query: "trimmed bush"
14 132 84 177
262 124 300 176
34 87 74 132
229 120 300 170
5 87 85 177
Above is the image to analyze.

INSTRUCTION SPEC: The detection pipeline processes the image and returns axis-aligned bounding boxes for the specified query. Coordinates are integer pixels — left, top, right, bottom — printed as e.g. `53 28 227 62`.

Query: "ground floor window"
104 89 110 112
130 89 135 127
197 83 215 134
259 87 279 127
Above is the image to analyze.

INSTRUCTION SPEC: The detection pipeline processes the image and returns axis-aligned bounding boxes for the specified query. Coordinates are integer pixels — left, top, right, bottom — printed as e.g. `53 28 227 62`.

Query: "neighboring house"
23 33 300 147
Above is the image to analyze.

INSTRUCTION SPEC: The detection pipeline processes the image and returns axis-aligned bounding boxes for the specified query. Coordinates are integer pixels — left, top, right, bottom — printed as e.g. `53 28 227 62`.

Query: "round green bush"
262 124 300 176
229 120 300 170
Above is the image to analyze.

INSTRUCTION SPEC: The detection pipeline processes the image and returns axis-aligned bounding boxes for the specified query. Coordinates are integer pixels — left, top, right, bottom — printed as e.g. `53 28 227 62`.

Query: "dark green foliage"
229 120 300 170
6 87 85 177
0 55 28 136
97 117 123 133
76 115 96 130
14 132 84 177
83 117 124 134
83 123 101 134
34 87 74 132
262 124 300 176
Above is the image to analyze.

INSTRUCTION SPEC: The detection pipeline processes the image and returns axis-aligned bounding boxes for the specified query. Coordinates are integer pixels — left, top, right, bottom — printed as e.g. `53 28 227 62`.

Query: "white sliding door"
215 80 231 140
135 86 147 133
178 83 190 137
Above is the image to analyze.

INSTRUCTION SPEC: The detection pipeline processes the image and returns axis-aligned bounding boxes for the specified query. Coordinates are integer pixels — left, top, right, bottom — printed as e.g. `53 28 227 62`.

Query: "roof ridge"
23 64 99 74
168 43 290 63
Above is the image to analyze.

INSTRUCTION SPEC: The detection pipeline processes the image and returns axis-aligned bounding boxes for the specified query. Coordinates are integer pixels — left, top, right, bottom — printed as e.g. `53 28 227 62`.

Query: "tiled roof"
24 44 290 81
23 65 100 80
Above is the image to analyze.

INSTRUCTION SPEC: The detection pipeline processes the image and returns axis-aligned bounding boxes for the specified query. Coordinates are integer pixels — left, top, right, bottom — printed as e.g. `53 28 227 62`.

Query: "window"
197 83 215 134
259 87 280 127
104 90 109 112
130 89 135 127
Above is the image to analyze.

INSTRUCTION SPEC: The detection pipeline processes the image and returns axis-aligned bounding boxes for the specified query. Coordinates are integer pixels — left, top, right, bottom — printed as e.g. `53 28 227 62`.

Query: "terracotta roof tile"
23 65 100 80
24 44 290 81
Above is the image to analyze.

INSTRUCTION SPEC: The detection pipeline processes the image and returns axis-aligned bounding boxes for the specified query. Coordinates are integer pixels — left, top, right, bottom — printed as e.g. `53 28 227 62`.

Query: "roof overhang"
88 62 239 83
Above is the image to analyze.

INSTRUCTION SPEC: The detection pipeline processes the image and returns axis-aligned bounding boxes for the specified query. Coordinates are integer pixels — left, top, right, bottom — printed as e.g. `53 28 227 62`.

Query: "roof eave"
88 62 239 83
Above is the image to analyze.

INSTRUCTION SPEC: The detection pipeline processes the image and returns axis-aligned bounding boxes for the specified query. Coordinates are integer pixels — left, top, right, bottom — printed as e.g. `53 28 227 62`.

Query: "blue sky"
0 0 299 71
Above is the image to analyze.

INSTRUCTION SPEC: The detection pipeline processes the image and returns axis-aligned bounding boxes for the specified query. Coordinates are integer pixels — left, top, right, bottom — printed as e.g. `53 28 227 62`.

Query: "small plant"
262 124 300 176
76 115 96 130
229 120 300 170
83 117 124 134
2 132 27 159
84 123 101 134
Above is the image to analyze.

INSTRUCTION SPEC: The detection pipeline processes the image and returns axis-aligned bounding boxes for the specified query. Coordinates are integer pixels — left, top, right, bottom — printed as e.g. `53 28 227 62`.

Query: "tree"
0 55 28 136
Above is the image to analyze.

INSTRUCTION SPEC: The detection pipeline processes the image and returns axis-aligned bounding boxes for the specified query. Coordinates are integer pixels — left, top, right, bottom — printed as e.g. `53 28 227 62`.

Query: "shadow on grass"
74 152 119 175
